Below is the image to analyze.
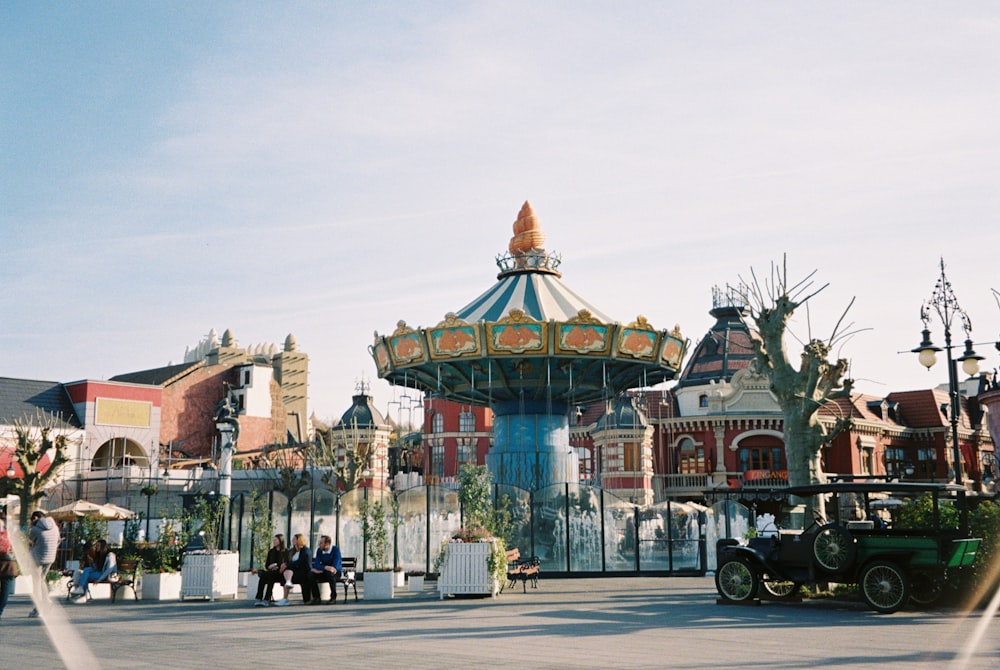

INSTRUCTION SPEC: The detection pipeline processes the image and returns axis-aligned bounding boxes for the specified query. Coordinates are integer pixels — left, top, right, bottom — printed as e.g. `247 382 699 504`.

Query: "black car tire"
861 560 910 614
908 570 943 606
716 558 759 602
762 576 801 599
812 524 856 572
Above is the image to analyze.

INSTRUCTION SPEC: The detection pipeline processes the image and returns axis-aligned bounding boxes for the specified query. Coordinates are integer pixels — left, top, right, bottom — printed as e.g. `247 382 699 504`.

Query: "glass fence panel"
338 488 365 567
569 485 603 572
603 491 635 572
427 485 460 568
497 484 532 559
533 484 569 571
396 487 428 572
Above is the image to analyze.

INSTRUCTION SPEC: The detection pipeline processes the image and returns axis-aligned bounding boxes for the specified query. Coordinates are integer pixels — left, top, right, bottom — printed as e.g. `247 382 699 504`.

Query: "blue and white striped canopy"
455 271 615 324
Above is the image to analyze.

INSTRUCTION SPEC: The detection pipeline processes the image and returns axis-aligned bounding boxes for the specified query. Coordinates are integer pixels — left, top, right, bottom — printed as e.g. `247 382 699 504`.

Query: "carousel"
371 202 688 490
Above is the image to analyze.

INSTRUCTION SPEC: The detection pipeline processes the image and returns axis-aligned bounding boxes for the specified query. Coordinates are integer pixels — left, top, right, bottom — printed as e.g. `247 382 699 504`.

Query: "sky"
3 2 1000 425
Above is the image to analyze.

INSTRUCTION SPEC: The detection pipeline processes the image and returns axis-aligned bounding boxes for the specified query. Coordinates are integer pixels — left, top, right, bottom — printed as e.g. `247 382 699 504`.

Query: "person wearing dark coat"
254 534 287 606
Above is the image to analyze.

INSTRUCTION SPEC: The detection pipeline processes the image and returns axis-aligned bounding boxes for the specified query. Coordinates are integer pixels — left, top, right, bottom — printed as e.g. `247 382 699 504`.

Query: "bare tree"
739 257 858 487
313 423 372 492
6 413 74 528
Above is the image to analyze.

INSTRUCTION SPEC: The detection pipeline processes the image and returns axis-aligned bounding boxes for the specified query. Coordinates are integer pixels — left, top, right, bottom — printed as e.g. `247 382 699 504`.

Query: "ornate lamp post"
912 259 985 486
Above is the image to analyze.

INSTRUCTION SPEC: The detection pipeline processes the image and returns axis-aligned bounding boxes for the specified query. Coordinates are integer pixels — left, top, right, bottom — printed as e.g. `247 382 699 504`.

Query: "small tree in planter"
437 465 508 598
181 495 238 601
360 497 394 599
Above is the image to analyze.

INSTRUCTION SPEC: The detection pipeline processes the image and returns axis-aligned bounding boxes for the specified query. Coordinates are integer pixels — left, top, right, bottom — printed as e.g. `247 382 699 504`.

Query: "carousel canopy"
371 202 687 407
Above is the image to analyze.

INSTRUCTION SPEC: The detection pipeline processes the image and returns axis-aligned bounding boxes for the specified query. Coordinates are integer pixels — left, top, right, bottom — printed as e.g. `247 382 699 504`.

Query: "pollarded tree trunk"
741 261 855 488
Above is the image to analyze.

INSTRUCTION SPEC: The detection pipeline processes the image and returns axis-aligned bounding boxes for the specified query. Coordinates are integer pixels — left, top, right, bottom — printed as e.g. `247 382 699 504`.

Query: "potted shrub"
180 495 238 601
141 514 186 600
361 498 394 600
437 466 507 599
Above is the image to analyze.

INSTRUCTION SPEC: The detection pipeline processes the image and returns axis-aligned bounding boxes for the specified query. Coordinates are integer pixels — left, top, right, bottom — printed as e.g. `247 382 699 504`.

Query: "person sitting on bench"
306 535 342 605
70 539 116 599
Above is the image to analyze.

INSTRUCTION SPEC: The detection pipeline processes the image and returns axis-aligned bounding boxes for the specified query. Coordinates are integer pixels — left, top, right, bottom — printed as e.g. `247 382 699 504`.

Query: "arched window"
432 413 444 434
678 437 705 474
698 394 709 408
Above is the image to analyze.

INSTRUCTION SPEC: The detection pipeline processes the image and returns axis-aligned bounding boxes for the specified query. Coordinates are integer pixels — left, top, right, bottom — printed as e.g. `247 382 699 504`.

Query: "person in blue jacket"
307 535 342 604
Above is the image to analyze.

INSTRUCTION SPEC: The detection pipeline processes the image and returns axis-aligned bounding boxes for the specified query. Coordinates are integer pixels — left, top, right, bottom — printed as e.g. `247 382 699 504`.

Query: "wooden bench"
337 557 358 601
69 558 140 603
504 548 540 593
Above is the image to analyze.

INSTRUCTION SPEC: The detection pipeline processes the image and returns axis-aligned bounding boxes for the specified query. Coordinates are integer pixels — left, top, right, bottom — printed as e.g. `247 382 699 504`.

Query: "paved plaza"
1 576 997 669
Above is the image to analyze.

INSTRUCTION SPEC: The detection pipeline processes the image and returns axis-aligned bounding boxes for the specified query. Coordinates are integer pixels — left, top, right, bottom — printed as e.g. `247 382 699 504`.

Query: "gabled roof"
818 393 902 426
0 377 81 428
109 360 204 387
886 388 977 429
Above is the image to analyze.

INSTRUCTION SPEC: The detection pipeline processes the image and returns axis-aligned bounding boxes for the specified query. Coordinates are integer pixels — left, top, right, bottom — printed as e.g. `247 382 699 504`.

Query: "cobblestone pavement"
0 577 997 669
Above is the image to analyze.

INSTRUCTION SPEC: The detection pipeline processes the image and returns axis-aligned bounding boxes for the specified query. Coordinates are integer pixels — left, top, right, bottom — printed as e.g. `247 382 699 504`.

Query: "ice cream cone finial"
509 200 545 255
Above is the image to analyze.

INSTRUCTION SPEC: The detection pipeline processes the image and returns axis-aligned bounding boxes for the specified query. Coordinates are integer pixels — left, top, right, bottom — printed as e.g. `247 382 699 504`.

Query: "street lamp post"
912 259 985 486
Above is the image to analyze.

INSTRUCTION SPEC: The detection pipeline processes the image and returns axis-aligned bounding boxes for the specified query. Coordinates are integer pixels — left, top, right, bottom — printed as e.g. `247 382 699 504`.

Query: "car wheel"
716 558 759 602
812 524 856 572
861 560 910 614
908 571 943 606
762 576 801 599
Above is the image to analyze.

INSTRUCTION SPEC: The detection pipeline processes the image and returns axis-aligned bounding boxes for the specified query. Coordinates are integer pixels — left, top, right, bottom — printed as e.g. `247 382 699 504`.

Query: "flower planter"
363 570 395 600
180 552 239 601
438 542 499 599
407 575 425 592
393 570 405 588
142 572 182 600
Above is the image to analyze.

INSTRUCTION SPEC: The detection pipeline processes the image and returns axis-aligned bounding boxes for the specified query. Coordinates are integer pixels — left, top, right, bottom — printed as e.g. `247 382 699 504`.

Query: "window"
432 413 444 434
457 440 474 466
623 443 639 471
678 437 705 474
459 411 475 432
915 447 935 479
884 447 906 479
739 446 784 472
431 442 444 478
698 394 709 408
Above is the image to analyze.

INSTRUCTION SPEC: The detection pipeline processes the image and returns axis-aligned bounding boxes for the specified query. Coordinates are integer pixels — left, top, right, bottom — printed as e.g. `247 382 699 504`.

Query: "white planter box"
180 552 239 601
393 570 405 588
363 571 394 600
407 575 425 592
438 542 498 599
142 572 182 600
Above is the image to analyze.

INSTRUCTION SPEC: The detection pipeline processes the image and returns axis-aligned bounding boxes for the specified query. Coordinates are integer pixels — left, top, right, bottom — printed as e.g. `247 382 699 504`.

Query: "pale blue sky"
3 2 1000 423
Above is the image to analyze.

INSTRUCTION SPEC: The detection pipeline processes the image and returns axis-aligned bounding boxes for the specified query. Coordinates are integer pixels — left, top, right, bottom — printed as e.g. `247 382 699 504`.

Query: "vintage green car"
715 482 981 613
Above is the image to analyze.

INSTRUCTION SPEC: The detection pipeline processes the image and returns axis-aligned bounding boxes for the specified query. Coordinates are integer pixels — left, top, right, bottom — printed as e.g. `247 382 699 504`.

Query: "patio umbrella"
48 500 135 522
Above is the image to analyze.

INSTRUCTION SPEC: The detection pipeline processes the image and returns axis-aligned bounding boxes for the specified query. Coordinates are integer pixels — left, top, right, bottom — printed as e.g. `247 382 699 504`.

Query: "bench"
338 557 358 601
69 558 140 603
504 548 540 593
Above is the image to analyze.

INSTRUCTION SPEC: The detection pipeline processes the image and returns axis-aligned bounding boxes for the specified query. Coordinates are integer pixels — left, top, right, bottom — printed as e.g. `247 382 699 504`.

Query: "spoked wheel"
762 576 801 599
812 524 856 572
716 558 760 602
861 560 910 614
909 571 943 607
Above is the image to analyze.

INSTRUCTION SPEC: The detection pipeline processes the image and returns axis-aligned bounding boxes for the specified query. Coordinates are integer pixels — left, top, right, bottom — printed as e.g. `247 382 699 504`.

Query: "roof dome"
340 393 386 428
676 286 757 389
595 395 648 431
